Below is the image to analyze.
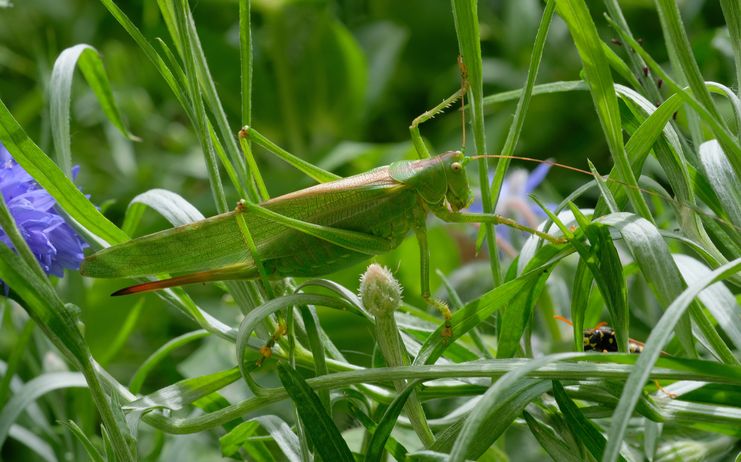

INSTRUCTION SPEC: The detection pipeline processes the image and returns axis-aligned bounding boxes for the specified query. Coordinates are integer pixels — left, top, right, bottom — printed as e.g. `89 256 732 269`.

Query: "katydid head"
441 150 473 211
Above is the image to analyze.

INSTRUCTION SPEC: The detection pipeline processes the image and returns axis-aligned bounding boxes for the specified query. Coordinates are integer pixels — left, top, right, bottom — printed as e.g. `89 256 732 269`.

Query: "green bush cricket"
80 82 566 337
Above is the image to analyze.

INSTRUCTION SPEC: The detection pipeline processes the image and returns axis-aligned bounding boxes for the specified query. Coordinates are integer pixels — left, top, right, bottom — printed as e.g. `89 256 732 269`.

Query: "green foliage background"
0 0 739 461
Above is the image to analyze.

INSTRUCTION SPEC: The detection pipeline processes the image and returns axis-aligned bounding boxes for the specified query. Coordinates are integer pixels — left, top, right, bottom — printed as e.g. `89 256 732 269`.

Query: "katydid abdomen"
81 164 420 294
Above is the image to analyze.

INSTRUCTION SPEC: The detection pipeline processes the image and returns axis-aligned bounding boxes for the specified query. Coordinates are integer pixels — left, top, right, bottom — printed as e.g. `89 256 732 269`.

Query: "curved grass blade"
220 415 301 461
432 379 551 458
698 140 741 229
8 425 57 462
124 367 241 415
606 16 741 175
673 255 741 352
236 293 358 394
602 258 741 462
719 0 741 101
0 372 87 447
0 98 128 245
50 44 138 178
449 353 583 462
122 188 205 236
129 330 209 394
600 213 737 363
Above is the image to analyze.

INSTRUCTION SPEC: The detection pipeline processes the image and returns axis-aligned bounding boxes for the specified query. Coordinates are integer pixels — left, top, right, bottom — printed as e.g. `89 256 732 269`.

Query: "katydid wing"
80 151 480 295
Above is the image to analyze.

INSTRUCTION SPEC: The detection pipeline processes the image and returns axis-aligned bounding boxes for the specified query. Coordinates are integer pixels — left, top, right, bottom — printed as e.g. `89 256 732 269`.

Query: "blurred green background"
0 0 735 392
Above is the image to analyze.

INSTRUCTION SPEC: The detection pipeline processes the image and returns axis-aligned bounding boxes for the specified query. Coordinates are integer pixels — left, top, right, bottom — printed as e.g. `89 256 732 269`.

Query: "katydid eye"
451 162 462 172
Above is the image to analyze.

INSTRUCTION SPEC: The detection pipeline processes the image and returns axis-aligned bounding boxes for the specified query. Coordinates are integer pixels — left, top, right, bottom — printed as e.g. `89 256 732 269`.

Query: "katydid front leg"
430 205 567 245
412 204 453 338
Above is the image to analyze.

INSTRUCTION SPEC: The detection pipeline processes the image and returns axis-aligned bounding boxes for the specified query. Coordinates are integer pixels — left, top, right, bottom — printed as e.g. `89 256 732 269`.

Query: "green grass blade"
602 0 662 102
220 416 301 461
414 246 570 365
277 363 354 462
50 44 138 178
365 380 419 462
245 127 340 183
482 80 588 108
450 0 499 285
496 273 548 358
720 0 741 101
606 16 741 176
482 1 556 271
173 0 228 213
181 7 249 192
555 1 653 223
553 380 627 462
435 380 551 459
588 160 619 213
59 420 105 462
347 403 408 460
591 223 629 349
654 0 724 124
600 213 696 354
0 372 87 447
240 0 252 127
523 411 582 462
96 299 143 366
236 294 358 380
601 212 737 363
124 367 241 414
602 258 741 462
698 140 741 229
674 255 741 352
98 0 192 113
129 330 208 394
122 188 205 236
0 98 128 245
707 82 741 142
491 0 555 198
298 308 329 405
449 354 582 462
7 425 56 462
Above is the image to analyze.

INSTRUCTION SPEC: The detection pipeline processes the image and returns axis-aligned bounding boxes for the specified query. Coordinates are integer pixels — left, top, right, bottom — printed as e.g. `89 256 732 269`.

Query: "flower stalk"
359 264 435 447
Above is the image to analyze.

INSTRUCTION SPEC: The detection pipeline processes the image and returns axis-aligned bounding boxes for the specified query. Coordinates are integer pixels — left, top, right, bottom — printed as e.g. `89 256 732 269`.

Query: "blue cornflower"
0 143 88 280
469 162 552 255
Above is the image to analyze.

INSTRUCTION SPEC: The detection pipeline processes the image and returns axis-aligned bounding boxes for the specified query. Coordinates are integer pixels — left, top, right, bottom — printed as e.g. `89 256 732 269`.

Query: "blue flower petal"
0 143 88 287
524 161 551 194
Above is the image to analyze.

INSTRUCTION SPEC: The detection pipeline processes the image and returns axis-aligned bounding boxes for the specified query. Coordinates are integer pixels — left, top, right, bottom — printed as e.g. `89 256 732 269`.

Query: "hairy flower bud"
359 263 434 445
359 263 402 317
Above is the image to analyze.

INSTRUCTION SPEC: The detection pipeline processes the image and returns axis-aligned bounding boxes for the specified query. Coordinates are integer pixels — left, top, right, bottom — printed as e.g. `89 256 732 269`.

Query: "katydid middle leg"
412 205 453 338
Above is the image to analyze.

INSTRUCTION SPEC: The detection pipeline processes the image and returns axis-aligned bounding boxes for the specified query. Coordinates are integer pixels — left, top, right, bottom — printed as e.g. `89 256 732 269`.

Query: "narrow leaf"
277 364 354 462
602 258 741 462
50 44 137 178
